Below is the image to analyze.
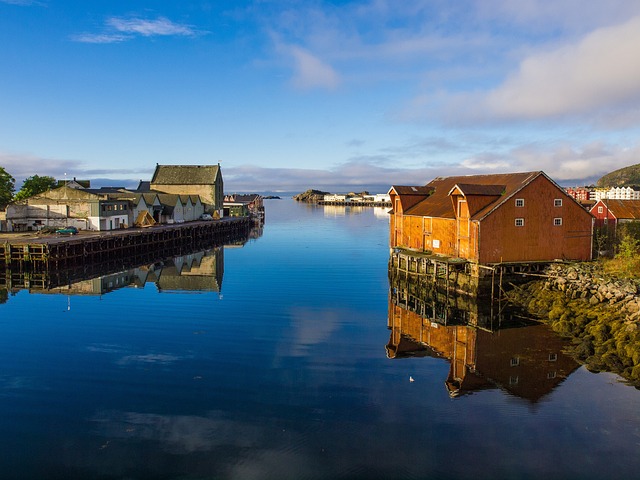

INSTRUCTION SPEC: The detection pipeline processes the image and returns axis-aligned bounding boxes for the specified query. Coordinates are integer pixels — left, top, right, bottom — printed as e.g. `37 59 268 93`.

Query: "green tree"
0 166 15 209
616 223 640 259
13 174 57 201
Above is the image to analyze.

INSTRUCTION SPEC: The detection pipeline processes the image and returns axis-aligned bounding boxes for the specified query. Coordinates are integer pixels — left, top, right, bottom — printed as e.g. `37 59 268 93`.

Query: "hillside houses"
389 171 594 264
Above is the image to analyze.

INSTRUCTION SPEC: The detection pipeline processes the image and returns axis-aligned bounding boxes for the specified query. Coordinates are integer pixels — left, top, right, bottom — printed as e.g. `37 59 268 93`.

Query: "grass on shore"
600 256 640 279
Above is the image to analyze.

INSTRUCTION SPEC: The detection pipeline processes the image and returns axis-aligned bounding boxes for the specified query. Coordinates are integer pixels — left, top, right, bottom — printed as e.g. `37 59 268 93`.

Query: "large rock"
293 189 330 203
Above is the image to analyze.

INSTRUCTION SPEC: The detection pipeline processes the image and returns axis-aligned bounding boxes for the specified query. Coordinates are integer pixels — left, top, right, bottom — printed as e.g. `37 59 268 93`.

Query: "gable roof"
151 165 221 185
135 193 160 206
389 185 435 212
28 185 105 202
592 199 640 220
56 179 90 189
389 185 434 196
405 171 542 219
156 193 183 206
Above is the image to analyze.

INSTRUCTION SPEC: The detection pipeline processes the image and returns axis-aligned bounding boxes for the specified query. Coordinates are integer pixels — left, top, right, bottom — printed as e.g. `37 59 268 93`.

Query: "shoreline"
507 262 640 387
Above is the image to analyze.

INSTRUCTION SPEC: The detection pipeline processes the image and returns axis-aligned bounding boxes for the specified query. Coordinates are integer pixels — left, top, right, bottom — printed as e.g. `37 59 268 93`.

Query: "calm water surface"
0 199 639 480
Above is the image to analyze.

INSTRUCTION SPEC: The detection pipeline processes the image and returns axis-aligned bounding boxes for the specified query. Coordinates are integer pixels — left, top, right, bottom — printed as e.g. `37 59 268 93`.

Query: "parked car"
56 226 79 235
200 213 214 221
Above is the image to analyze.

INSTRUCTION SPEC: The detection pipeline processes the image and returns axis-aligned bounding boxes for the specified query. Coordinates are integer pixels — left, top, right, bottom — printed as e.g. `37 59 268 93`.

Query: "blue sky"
2 0 640 192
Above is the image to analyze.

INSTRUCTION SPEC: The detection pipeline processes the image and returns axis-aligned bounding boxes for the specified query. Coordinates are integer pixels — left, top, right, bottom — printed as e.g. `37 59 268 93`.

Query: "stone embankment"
508 262 640 387
543 263 640 323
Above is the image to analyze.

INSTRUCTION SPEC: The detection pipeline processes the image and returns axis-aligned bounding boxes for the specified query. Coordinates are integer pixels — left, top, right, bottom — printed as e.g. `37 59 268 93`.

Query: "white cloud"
0 152 80 184
70 33 128 44
288 45 341 90
107 16 196 37
72 16 198 44
484 15 640 119
461 141 640 183
222 137 640 191
474 0 640 32
92 410 260 454
0 151 150 188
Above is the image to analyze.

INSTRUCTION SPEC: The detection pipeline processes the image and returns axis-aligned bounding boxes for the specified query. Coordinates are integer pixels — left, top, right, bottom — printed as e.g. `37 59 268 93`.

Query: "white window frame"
515 218 524 227
515 198 524 207
510 357 520 367
554 199 562 207
554 218 562 226
597 206 603 214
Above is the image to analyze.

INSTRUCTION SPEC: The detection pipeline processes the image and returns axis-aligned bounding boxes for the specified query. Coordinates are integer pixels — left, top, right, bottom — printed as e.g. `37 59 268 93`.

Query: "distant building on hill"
564 186 590 202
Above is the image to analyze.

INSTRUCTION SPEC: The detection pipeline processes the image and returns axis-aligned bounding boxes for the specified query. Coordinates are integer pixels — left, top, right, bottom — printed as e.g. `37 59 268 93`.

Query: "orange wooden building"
389 171 593 264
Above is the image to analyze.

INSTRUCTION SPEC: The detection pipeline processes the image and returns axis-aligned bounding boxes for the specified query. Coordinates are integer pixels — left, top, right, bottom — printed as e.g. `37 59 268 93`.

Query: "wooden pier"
0 218 252 270
389 248 552 292
318 200 391 207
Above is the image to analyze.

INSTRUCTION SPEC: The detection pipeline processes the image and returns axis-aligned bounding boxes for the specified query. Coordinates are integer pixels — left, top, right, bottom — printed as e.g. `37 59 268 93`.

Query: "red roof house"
590 199 640 228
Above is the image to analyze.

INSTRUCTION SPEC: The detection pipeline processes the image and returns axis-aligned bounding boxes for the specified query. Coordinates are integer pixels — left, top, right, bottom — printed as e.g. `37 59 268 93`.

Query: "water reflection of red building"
387 300 579 402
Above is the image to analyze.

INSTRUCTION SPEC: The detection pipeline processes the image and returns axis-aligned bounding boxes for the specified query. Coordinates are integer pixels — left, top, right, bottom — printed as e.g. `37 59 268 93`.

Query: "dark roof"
151 165 221 185
85 187 127 193
83 187 135 200
389 185 434 195
156 193 182 206
227 194 260 202
136 181 151 192
405 172 542 219
450 183 505 196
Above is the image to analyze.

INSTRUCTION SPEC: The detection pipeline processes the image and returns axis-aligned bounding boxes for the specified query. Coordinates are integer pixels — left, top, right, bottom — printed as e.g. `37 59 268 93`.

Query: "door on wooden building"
456 199 470 258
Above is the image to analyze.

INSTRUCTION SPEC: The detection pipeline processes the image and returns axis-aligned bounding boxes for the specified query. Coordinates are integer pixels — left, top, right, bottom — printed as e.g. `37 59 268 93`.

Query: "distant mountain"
597 163 640 187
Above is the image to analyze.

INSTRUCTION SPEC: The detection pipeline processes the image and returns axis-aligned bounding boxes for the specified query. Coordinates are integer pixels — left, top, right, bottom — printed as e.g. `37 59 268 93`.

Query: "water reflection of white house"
373 206 391 219
323 205 367 218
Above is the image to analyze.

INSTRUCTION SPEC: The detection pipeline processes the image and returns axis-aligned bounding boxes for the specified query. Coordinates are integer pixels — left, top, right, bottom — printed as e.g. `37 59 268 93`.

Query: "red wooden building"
389 171 593 264
589 199 640 229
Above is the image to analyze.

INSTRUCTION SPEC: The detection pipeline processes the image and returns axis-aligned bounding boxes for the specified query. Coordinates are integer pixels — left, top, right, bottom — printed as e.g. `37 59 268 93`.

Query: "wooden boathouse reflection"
387 267 579 401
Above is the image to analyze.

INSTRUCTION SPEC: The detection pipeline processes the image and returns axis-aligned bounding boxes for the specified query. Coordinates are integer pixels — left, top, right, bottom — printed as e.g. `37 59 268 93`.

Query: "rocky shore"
508 262 640 387
293 189 330 203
